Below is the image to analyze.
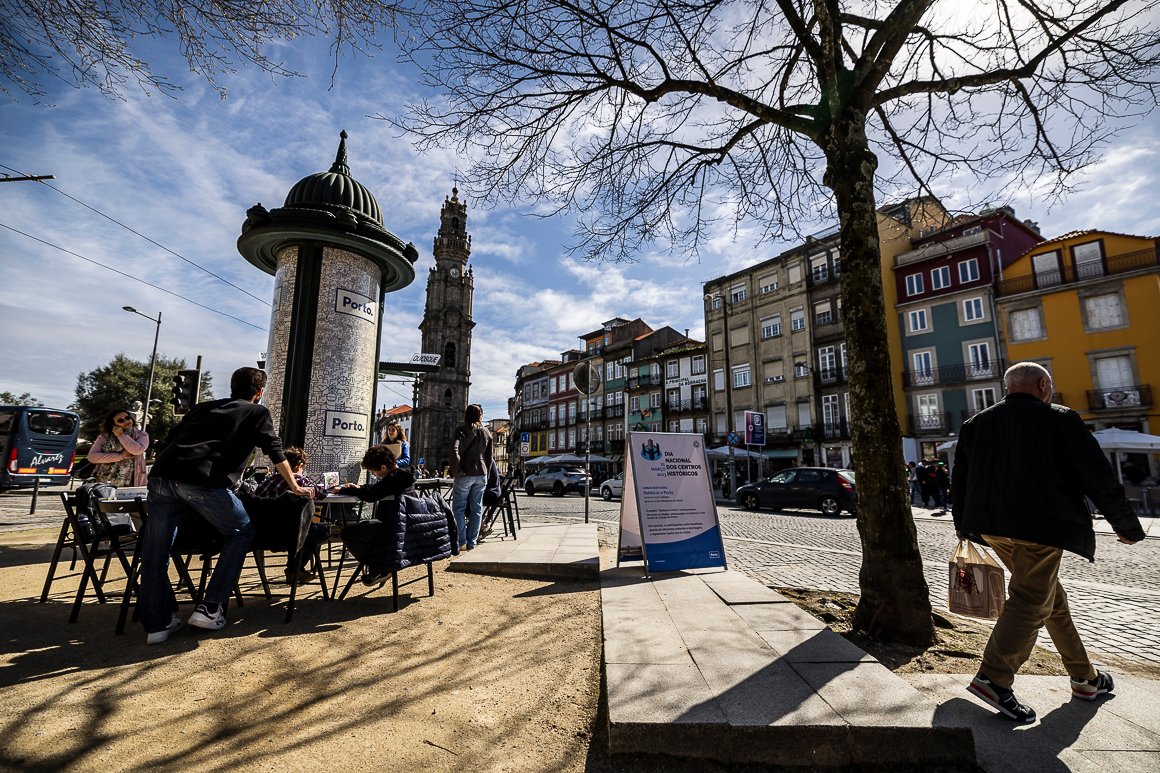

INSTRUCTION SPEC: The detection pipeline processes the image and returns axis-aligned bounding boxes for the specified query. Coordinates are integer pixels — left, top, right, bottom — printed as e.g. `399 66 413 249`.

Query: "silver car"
524 465 590 496
600 472 624 501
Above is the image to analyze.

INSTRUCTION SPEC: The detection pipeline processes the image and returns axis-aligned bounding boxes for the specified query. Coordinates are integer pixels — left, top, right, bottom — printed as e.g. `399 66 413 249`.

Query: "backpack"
73 481 120 542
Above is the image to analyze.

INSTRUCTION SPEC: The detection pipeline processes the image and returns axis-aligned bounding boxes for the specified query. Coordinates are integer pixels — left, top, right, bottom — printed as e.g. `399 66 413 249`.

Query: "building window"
810 254 829 283
908 309 928 332
713 368 724 391
833 253 842 276
1033 250 1062 287
788 263 803 285
710 296 722 310
733 364 751 388
959 258 980 283
822 394 839 425
1073 241 1105 279
650 392 661 408
906 274 924 296
762 314 782 338
668 420 680 432
814 300 833 326
818 346 836 380
790 308 805 331
972 388 997 412
917 394 940 426
1009 307 1044 341
968 342 992 378
759 274 778 293
666 360 679 379
1083 292 1125 330
629 395 640 412
912 351 933 384
691 355 706 375
931 266 951 290
730 284 747 303
794 361 809 378
963 297 984 321
695 417 709 434
1095 355 1134 389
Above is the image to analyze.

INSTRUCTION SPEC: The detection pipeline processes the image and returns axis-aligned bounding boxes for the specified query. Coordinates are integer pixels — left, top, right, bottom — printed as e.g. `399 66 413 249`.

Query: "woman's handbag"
948 539 1006 620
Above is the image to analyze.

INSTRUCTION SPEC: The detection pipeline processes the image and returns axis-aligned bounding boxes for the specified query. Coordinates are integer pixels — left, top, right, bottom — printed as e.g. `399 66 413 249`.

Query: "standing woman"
450 404 493 551
383 422 411 469
87 408 150 486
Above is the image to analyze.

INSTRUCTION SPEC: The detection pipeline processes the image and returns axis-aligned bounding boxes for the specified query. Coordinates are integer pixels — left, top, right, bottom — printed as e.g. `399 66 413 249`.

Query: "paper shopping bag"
948 539 1006 620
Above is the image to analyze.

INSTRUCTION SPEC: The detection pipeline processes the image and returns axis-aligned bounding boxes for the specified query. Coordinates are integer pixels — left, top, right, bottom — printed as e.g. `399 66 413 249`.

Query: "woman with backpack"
87 408 149 486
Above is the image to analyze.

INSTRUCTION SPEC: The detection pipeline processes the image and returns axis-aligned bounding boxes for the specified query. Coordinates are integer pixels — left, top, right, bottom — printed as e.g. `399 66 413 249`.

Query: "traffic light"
170 369 201 415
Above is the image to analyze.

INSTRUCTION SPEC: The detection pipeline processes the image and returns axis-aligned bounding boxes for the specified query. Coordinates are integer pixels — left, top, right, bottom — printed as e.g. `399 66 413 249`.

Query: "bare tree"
397 0 1160 644
0 0 407 101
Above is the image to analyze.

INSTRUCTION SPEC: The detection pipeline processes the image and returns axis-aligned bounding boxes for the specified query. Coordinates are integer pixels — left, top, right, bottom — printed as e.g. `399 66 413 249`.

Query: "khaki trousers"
980 535 1097 689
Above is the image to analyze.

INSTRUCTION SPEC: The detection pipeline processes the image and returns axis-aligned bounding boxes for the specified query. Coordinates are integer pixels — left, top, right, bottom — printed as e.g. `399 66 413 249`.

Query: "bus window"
27 411 78 437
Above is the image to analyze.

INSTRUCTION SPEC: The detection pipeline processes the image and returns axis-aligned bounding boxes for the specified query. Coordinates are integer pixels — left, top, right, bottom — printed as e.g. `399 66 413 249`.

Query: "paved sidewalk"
905 673 1160 772
448 522 600 580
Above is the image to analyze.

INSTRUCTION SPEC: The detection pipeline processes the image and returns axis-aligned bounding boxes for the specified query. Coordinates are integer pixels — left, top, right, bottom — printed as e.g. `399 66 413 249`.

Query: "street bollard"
30 478 39 514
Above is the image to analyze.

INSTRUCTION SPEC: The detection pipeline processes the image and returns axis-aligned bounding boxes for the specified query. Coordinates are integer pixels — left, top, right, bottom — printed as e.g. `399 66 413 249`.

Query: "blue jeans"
140 478 254 633
452 475 487 549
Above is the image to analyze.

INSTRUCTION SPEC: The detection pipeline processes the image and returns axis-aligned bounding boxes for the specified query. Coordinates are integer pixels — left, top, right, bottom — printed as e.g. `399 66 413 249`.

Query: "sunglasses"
115 416 133 424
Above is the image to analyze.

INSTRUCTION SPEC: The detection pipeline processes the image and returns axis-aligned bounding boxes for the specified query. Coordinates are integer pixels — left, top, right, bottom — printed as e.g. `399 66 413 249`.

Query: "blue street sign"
520 432 530 443
727 431 741 446
745 410 766 446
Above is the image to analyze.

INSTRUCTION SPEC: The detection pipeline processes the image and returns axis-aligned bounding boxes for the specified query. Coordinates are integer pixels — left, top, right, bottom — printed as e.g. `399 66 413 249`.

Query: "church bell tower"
412 187 474 470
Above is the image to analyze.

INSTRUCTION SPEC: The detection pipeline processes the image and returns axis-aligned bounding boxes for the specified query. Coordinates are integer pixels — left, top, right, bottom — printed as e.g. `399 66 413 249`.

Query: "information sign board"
745 410 766 446
618 431 727 573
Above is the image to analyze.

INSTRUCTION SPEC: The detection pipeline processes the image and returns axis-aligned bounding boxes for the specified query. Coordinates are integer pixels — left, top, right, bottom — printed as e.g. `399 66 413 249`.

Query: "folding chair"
243 492 330 623
479 473 521 542
51 491 139 625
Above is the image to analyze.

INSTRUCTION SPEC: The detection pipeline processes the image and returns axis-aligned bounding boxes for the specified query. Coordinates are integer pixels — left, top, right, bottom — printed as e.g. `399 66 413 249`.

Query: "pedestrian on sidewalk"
140 367 316 645
952 361 1144 723
450 404 493 551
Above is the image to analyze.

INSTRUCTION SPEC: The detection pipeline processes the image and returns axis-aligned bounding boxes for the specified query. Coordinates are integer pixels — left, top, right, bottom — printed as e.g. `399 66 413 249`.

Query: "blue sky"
2 32 1159 424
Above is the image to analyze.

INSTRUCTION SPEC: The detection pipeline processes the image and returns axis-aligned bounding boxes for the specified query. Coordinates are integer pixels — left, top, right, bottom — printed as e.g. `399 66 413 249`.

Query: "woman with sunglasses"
87 409 150 486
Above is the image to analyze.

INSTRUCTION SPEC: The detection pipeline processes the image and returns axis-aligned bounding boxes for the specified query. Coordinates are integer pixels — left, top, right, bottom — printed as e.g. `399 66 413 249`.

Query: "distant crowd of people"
907 458 950 510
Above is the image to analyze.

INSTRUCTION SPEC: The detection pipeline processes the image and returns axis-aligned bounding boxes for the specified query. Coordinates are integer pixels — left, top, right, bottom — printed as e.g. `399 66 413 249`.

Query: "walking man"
952 362 1144 722
140 367 315 644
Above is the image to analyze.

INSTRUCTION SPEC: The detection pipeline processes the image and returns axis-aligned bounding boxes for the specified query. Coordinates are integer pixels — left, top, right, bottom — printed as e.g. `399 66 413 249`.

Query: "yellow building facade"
996 231 1160 449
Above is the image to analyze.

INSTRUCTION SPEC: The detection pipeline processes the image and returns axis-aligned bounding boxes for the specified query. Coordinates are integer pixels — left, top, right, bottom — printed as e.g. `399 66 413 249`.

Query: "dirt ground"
0 507 1153 772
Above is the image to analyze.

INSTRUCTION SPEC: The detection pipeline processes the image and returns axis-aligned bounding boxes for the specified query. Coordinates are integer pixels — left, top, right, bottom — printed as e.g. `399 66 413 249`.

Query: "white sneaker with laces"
146 614 183 645
188 602 227 631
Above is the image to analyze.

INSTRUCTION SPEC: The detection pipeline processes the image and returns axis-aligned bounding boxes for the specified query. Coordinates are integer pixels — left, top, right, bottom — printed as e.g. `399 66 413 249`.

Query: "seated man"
336 445 416 584
254 445 329 584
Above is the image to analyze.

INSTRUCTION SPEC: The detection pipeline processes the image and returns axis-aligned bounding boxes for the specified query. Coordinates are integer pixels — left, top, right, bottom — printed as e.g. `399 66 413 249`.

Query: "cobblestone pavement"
6 487 1158 663
514 491 1160 665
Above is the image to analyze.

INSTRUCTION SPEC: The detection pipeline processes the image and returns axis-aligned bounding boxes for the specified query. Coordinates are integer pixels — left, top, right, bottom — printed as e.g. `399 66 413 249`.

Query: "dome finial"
330 130 351 176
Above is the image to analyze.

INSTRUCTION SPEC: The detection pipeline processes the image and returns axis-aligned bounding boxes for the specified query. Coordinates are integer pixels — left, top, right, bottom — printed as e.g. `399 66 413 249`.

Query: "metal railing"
1086 384 1152 410
902 360 1005 388
997 247 1159 297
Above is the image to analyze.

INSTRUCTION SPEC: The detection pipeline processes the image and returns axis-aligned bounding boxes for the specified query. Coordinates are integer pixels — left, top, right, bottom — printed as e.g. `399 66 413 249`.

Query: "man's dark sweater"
150 398 286 489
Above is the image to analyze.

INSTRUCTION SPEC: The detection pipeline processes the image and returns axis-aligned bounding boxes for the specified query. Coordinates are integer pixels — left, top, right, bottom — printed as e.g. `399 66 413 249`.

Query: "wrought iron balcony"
820 419 851 440
817 365 849 385
1087 384 1152 411
665 397 710 414
997 247 1159 297
902 360 1005 388
627 374 661 389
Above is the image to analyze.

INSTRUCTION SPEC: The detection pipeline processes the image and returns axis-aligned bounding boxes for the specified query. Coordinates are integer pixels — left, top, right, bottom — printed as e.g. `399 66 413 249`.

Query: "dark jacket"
450 424 493 478
150 398 286 489
951 393 1144 560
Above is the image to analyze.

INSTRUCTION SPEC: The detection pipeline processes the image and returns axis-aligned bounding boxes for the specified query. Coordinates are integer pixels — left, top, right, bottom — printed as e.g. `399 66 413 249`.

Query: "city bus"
0 406 80 489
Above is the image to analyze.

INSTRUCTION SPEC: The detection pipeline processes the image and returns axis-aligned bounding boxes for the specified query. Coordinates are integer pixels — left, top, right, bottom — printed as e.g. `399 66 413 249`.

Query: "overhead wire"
0 163 270 307
0 222 265 330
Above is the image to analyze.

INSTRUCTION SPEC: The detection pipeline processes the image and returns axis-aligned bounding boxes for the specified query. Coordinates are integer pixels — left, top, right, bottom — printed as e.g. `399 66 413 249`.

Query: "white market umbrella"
1091 427 1160 484
1092 427 1160 452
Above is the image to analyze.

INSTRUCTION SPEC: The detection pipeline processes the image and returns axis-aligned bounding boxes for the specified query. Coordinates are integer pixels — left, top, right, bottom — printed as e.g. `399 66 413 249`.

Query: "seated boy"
255 446 329 584
335 445 417 584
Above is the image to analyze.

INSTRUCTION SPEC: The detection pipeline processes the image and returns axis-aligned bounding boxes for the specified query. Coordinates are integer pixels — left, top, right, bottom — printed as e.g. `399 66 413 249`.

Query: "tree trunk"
823 116 934 646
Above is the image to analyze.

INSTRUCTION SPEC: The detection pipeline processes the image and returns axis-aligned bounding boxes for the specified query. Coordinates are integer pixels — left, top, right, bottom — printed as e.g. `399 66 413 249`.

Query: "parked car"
600 472 624 501
735 467 856 517
524 465 590 496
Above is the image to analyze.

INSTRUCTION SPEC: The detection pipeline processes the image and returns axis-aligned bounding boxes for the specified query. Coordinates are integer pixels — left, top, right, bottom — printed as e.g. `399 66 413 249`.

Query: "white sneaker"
146 614 183 645
188 602 227 631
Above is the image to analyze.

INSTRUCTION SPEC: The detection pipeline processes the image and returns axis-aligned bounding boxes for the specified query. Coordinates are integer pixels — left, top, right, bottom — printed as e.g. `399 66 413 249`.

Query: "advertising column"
618 431 727 573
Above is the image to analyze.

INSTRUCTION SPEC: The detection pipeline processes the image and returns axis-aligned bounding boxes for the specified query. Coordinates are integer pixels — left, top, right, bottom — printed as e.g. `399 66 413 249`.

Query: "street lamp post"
707 293 737 500
123 306 161 433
